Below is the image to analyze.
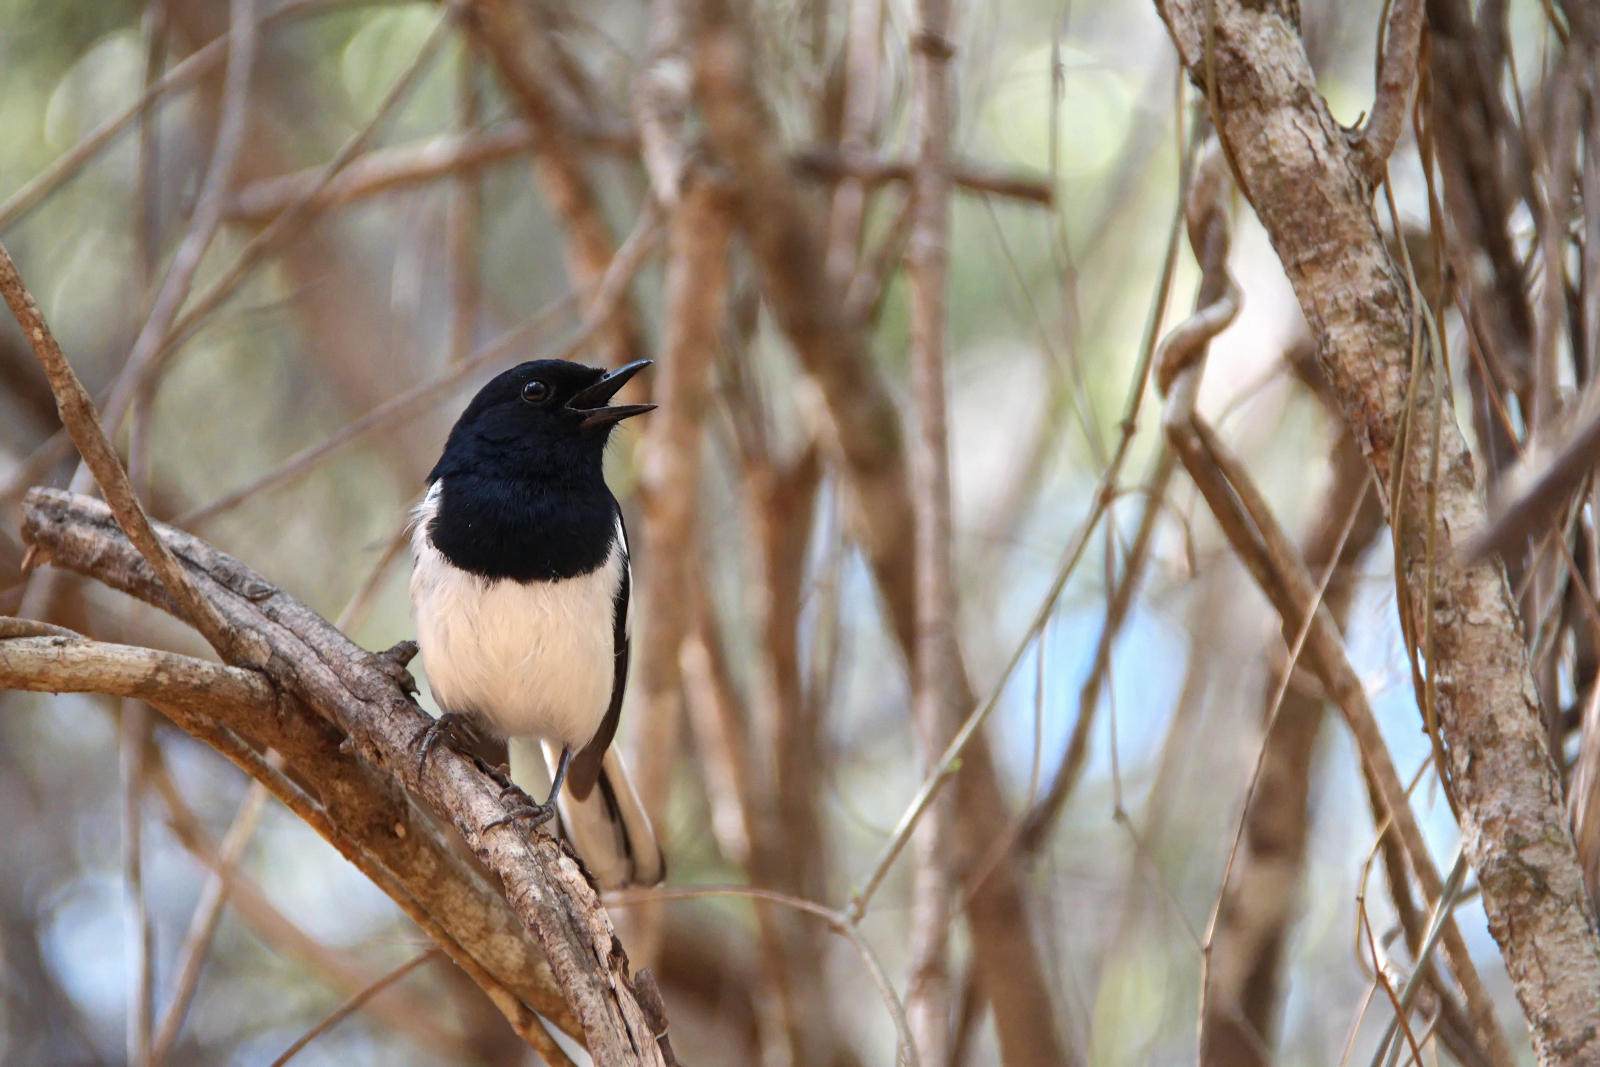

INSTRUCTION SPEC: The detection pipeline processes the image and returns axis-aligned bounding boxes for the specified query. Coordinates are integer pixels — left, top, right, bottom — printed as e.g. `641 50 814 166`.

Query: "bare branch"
268 950 444 1067
826 0 887 289
1467 397 1600 562
150 771 274 1066
73 0 258 501
0 0 357 234
118 7 455 433
18 491 664 1063
222 126 1050 228
1202 406 1385 1066
0 241 239 659
625 174 732 966
1354 0 1425 181
903 2 961 1060
1153 1 1600 1060
797 148 1054 205
448 44 483 368
147 755 480 1060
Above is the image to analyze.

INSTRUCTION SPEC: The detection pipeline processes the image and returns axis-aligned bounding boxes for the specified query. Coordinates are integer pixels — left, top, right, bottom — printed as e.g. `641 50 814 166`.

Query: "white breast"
408 487 622 749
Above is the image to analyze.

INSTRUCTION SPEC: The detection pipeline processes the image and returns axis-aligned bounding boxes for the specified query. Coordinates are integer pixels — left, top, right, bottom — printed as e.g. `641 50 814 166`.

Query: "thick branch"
1154 2 1600 1061
0 627 580 1042
19 489 664 1065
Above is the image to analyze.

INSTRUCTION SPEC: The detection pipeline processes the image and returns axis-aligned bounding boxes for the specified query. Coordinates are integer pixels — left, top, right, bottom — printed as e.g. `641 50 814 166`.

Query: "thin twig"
268 950 442 1067
122 698 154 1067
109 9 456 433
149 769 276 1066
606 885 919 1067
1356 0 1426 180
335 498 422 634
177 293 577 528
0 242 238 658
794 148 1053 205
447 39 483 367
845 110 1204 922
146 753 477 1060
73 0 259 493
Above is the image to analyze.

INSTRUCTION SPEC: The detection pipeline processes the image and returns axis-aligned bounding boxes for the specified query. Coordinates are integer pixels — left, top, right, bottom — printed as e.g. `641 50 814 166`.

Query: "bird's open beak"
567 359 657 429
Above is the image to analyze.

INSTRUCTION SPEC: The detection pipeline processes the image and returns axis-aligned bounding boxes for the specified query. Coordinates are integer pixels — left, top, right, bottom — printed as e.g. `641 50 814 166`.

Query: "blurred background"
0 0 1581 1064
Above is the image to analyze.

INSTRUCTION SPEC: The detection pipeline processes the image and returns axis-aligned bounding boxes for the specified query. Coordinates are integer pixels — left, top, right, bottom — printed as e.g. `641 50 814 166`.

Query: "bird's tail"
508 738 665 889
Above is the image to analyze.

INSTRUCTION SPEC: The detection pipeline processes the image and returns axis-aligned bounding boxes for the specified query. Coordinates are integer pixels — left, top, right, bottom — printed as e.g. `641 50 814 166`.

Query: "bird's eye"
520 379 551 404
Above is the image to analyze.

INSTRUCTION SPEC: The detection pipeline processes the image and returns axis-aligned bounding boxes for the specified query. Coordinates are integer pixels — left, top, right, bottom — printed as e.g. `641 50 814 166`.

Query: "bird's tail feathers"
508 738 664 889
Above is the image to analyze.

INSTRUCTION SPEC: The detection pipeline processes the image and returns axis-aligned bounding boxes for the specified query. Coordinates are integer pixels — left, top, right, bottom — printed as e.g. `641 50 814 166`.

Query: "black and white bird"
409 357 664 888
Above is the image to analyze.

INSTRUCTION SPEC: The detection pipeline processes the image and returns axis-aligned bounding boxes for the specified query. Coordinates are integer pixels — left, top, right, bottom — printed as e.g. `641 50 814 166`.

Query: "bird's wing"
567 511 630 800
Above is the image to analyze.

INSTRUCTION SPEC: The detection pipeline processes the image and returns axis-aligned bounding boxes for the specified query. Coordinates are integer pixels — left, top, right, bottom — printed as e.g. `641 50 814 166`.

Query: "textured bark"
1154 1 1600 1060
0 628 580 1043
19 490 668 1065
693 8 1071 1067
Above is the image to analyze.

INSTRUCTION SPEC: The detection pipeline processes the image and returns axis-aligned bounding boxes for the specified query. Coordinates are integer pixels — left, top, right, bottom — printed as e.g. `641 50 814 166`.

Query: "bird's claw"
485 800 557 833
413 711 465 776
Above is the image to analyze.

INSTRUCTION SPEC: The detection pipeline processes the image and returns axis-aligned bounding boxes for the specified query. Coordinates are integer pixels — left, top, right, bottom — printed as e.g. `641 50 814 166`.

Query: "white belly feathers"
409 487 622 750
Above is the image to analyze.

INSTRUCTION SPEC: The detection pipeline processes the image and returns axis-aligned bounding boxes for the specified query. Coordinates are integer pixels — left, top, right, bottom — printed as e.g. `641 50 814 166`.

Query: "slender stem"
121 699 153 1067
447 37 482 366
903 0 959 1057
269 950 442 1067
72 0 259 493
150 770 275 1065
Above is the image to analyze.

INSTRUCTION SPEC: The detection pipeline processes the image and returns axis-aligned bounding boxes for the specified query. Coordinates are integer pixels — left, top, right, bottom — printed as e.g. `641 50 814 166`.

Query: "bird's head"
432 358 655 483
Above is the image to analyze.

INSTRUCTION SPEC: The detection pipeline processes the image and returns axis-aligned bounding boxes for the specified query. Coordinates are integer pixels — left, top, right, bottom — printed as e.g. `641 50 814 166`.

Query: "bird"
408 356 665 889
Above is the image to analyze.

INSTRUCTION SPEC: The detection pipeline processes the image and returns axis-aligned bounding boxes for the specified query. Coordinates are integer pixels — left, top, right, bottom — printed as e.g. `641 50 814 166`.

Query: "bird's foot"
376 640 419 695
485 797 558 833
413 711 468 775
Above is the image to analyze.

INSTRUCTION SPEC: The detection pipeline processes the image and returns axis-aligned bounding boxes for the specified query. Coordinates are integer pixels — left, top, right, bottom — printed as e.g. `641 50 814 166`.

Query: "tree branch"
1354 0 1425 181
457 0 648 372
0 241 239 660
16 489 668 1064
1153 2 1600 1062
903 3 961 1062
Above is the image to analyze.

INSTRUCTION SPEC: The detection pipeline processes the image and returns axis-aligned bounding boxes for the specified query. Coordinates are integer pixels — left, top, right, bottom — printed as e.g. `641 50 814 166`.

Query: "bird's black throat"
426 472 619 582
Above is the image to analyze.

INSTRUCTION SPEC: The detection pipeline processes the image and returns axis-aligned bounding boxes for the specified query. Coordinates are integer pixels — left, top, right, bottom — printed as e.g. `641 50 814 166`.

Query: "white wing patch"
616 515 633 642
